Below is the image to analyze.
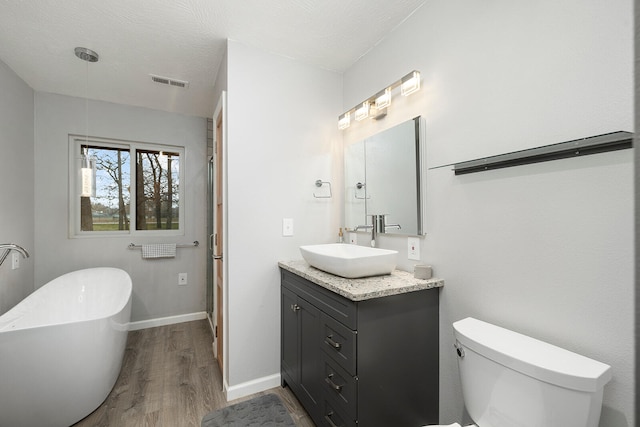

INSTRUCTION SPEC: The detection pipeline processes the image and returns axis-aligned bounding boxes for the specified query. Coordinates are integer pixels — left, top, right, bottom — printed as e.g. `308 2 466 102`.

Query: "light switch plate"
408 237 420 260
282 218 294 236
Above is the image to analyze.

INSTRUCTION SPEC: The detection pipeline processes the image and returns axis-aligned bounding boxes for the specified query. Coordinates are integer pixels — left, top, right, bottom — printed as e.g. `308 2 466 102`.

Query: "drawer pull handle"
325 335 342 350
324 411 341 427
290 304 301 312
325 374 343 392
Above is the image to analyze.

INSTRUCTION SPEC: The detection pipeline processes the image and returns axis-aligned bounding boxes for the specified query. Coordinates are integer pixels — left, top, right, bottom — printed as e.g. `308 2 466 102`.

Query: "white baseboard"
128 312 279 402
128 311 208 331
225 373 282 401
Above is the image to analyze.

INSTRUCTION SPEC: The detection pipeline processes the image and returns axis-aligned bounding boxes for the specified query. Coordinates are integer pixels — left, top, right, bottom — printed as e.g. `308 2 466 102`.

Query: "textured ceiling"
0 0 425 118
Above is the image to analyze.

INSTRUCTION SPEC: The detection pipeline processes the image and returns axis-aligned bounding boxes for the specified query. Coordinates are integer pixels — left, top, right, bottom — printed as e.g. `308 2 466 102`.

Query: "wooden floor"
72 319 314 427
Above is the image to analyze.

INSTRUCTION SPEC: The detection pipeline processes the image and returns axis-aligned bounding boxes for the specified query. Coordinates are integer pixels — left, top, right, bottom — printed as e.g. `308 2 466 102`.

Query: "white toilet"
427 317 612 427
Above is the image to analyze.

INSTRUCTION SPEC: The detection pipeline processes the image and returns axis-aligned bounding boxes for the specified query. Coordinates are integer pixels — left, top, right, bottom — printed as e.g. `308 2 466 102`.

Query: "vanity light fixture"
401 71 421 96
374 88 392 110
337 70 421 130
354 101 371 121
338 112 351 130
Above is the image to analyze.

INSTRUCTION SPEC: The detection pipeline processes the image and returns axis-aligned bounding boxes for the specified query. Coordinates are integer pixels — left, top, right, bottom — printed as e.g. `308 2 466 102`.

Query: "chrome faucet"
370 214 379 247
384 221 402 231
355 215 381 247
354 224 373 245
355 215 403 247
354 224 373 231
376 214 402 233
0 243 30 267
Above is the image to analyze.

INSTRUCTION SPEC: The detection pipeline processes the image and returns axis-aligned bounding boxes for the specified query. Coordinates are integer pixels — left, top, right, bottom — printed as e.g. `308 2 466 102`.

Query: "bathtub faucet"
0 243 30 267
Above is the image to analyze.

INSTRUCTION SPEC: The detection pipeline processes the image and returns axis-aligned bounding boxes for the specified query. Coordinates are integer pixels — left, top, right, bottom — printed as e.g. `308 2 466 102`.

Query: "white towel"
141 243 177 259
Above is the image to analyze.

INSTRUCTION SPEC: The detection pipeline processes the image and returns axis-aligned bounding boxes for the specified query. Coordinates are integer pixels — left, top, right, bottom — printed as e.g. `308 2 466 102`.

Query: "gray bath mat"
201 393 295 427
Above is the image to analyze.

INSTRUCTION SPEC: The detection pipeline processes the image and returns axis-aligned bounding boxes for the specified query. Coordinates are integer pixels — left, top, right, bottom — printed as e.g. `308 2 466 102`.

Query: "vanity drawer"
320 398 357 427
281 270 357 329
321 312 356 375
321 352 357 420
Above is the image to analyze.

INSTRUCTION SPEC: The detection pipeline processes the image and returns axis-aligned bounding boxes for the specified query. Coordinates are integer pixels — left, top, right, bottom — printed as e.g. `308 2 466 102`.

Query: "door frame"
212 90 228 390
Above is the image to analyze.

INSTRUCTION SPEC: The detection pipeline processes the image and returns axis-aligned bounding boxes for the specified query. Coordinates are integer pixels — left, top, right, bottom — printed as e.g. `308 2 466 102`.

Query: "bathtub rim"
0 266 132 332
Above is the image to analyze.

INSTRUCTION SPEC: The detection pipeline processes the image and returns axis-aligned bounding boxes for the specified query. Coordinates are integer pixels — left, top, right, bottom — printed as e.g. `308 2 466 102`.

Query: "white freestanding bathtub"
0 267 132 427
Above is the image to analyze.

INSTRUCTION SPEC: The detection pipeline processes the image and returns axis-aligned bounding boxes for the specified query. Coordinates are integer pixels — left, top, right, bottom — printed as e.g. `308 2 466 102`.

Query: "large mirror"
344 116 424 236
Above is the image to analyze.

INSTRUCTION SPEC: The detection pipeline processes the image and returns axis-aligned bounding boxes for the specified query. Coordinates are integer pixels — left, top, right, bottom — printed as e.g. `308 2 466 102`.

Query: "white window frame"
68 135 185 238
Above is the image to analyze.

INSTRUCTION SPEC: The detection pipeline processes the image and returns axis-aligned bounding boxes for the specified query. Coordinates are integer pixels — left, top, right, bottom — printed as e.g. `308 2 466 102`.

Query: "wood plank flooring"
72 320 314 427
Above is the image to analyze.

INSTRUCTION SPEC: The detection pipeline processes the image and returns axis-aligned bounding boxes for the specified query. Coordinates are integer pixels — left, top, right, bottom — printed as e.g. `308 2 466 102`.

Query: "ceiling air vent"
150 74 189 89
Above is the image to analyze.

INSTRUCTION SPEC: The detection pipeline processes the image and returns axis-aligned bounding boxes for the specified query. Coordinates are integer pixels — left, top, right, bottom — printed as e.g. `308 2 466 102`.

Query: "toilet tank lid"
453 317 612 393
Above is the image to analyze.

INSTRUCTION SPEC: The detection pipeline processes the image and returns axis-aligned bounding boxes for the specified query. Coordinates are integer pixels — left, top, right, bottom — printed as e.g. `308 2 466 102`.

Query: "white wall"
212 47 227 110
224 40 342 392
342 1 634 426
0 59 34 315
34 92 208 322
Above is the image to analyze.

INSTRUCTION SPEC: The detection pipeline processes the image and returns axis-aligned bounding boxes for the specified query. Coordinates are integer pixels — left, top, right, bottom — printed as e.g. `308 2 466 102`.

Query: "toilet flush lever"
454 341 465 358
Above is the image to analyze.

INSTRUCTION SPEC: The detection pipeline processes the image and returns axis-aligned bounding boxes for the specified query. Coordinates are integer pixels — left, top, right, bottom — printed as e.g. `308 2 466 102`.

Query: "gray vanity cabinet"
280 268 439 427
281 285 323 420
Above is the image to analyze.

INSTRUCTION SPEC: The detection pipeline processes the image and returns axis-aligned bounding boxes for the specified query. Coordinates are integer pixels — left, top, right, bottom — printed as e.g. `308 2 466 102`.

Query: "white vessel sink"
299 243 398 279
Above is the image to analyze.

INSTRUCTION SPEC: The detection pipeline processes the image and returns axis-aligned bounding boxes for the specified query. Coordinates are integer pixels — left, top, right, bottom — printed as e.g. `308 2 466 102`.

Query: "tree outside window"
80 145 131 231
70 136 183 236
135 149 180 231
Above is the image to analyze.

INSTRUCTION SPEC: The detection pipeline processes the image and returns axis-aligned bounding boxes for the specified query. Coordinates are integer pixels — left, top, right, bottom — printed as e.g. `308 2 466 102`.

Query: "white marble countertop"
278 259 444 301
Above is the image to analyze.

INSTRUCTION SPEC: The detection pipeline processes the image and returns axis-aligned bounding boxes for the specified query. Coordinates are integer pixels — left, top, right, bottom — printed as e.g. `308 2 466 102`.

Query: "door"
281 285 322 421
281 286 299 385
212 92 226 380
214 109 223 375
207 156 214 319
298 296 322 412
206 116 215 323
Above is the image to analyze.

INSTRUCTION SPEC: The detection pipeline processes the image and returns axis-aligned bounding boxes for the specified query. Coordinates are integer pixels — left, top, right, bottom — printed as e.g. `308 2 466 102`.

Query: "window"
69 135 184 237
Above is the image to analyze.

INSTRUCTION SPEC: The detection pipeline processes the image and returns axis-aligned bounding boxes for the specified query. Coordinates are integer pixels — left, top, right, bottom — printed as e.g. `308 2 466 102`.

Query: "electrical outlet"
407 237 420 260
178 273 188 286
282 218 294 236
11 252 19 270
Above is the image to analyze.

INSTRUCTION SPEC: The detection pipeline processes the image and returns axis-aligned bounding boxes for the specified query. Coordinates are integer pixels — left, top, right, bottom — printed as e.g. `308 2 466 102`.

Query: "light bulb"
355 101 370 121
401 71 421 96
81 167 93 197
375 88 391 110
338 112 351 130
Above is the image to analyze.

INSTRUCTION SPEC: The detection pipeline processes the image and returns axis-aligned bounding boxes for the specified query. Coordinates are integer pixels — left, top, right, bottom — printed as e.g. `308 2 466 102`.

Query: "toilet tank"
453 317 612 427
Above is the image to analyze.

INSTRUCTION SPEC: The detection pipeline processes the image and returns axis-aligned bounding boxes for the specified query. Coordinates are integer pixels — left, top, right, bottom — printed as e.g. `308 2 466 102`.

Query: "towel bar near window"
127 241 199 249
